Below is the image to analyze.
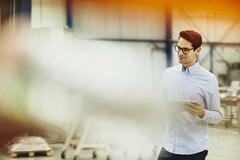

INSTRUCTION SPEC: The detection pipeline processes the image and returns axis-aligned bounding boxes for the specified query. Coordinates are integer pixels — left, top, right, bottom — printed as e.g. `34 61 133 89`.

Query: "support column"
66 0 73 28
209 44 214 73
165 7 172 67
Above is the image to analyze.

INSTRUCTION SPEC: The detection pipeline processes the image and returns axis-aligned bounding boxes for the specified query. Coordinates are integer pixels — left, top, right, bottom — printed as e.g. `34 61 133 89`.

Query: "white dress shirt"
161 61 223 154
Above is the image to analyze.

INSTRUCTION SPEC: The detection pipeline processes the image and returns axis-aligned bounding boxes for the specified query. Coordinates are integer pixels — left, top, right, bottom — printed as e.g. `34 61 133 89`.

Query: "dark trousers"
157 148 208 160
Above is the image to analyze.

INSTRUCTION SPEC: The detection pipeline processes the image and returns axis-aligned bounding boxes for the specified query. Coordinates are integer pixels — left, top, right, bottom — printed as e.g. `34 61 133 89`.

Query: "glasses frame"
174 45 194 55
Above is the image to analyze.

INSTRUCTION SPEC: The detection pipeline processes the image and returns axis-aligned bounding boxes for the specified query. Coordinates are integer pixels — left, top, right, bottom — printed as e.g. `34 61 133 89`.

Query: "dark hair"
179 30 202 50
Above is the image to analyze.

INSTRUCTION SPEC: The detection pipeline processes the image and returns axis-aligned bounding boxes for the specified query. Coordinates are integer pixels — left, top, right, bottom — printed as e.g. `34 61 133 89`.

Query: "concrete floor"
208 127 240 160
0 127 239 160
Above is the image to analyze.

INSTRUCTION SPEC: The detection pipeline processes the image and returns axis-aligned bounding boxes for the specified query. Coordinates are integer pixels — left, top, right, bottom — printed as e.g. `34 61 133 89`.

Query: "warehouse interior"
0 0 240 160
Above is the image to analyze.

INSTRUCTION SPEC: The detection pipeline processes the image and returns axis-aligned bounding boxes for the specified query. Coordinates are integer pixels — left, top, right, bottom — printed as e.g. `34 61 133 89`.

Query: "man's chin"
179 59 185 64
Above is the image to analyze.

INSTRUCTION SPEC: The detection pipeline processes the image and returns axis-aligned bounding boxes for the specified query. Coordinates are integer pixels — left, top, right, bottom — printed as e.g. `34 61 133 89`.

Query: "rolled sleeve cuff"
200 109 223 124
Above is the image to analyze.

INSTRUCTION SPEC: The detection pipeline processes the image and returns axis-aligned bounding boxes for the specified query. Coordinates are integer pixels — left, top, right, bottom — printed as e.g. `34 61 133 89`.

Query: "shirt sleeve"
201 77 223 124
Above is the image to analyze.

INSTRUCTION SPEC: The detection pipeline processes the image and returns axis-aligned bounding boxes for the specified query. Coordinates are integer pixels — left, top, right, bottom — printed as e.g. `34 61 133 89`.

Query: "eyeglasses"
174 45 194 55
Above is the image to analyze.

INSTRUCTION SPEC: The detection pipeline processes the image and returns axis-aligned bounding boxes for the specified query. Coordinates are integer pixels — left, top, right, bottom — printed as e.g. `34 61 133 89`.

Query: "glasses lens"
175 46 180 52
182 48 189 54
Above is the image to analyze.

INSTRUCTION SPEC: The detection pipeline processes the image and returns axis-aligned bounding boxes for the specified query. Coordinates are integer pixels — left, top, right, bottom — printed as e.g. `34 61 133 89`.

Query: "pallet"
9 149 54 158
7 136 54 158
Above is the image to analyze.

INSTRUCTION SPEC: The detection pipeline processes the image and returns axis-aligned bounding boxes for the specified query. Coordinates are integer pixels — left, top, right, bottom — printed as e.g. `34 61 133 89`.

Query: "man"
158 30 223 160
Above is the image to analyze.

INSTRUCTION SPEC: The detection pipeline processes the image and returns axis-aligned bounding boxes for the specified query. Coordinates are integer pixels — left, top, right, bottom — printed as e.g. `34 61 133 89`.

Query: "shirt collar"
182 61 200 74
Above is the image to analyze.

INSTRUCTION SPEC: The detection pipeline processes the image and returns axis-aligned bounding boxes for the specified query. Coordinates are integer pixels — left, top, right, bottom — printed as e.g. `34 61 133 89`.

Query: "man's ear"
195 47 201 53
195 47 201 60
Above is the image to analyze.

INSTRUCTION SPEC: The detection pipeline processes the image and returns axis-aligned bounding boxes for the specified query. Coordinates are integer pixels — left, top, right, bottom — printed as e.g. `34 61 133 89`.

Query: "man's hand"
185 101 205 118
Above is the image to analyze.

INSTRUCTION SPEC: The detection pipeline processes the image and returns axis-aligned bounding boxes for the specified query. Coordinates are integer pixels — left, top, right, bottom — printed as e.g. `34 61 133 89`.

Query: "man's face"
176 37 198 67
